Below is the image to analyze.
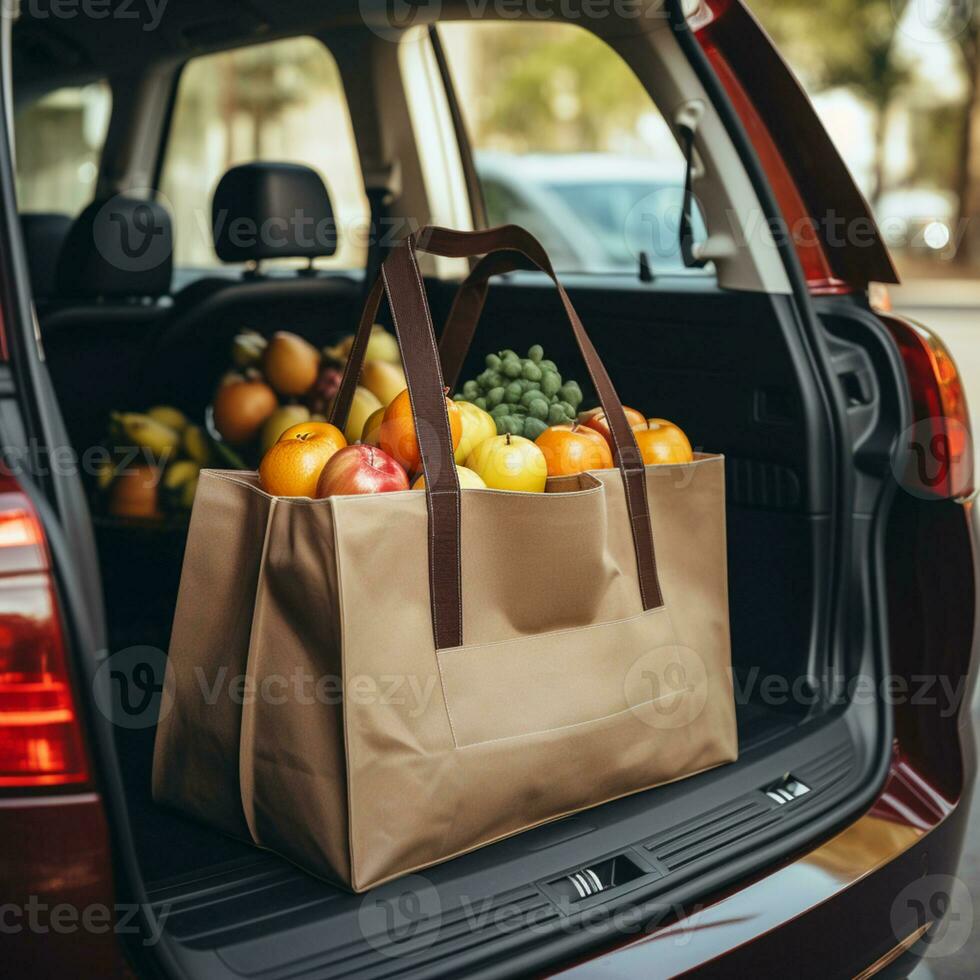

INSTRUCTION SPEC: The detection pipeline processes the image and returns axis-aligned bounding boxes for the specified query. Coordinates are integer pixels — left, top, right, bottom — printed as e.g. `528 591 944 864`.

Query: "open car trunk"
93 275 896 979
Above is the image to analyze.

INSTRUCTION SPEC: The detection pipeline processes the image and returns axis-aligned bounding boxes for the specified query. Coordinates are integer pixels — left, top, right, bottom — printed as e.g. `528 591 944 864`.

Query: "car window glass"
14 82 111 215
159 36 368 271
437 22 709 276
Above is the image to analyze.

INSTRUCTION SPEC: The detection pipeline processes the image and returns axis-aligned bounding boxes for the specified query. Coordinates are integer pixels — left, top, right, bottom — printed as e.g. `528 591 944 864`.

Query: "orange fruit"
259 429 346 497
634 419 693 465
380 388 462 474
108 465 163 519
277 421 346 446
535 423 613 476
213 380 278 445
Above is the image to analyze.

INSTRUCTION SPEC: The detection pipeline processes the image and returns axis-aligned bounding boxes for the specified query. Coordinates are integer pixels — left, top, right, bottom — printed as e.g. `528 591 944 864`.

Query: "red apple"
579 405 646 448
315 445 409 497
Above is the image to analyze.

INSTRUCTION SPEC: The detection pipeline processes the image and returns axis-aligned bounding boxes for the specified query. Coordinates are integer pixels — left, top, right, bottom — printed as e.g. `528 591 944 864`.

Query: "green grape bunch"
453 345 584 440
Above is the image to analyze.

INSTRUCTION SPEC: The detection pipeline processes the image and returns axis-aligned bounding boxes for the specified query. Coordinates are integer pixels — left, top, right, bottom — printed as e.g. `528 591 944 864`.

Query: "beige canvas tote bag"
153 224 737 892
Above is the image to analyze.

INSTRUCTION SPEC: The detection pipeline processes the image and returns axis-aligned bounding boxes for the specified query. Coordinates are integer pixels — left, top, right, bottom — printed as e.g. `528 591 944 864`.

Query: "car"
875 188 958 255
475 151 707 273
2 1 976 978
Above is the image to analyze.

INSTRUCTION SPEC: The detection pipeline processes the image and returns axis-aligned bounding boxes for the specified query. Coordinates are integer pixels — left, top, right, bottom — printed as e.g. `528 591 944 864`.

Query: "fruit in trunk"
361 360 407 407
212 380 278 445
634 418 694 465
260 405 311 454
324 326 400 365
108 464 163 519
315 445 409 497
412 465 487 490
162 461 201 511
146 405 188 432
361 406 386 447
454 401 497 464
535 423 613 476
111 412 181 457
263 331 320 396
306 364 344 416
333 385 383 444
231 330 267 368
578 405 646 448
259 426 347 497
466 434 548 492
381 388 463 474
181 425 211 465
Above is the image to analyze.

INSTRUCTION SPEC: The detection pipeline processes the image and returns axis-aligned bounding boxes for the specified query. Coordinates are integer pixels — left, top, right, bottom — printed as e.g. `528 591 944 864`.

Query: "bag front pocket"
436 606 706 748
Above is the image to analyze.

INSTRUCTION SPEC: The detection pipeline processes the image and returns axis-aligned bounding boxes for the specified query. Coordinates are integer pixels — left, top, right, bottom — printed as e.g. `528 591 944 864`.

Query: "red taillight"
0 476 89 787
881 314 974 501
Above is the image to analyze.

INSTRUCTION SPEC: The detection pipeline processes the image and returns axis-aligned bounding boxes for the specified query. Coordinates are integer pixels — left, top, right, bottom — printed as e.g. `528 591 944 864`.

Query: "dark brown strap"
435 227 663 612
330 225 663 650
330 241 463 650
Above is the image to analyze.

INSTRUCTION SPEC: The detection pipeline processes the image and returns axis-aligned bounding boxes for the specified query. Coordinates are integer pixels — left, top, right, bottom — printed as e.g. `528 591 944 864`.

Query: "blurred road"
894 299 979 980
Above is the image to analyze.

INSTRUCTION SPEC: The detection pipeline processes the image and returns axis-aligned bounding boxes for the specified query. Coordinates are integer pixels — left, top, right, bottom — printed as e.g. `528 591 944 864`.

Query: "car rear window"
437 21 709 277
14 82 111 216
159 36 368 272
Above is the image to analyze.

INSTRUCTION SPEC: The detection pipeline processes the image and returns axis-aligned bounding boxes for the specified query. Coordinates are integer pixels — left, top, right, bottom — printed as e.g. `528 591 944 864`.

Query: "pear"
360 360 406 407
263 331 320 396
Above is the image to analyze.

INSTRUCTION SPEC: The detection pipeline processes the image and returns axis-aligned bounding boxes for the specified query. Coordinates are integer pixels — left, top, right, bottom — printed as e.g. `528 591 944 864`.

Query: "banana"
181 425 211 466
147 405 189 432
179 474 200 510
112 412 181 458
95 457 117 492
163 460 201 491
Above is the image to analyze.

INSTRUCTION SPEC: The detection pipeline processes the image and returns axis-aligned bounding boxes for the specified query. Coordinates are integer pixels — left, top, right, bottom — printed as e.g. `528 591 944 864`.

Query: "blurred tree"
465 25 652 153
909 104 962 189
949 13 979 264
750 0 910 206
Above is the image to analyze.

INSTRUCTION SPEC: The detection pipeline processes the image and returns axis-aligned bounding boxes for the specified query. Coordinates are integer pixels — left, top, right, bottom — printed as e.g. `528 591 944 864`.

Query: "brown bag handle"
330 225 663 650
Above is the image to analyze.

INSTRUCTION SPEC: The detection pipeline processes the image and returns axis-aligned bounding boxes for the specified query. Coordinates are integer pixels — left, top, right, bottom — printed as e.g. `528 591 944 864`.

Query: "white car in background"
475 151 707 274
875 187 957 253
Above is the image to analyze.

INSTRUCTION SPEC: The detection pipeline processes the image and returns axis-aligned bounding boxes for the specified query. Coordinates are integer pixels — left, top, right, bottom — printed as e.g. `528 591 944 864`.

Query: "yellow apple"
412 465 487 490
466 434 547 492
333 385 382 444
454 401 498 465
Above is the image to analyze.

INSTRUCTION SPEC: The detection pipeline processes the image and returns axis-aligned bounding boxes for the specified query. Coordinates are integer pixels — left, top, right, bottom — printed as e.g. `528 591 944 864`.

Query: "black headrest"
56 196 173 300
212 162 337 263
20 212 73 298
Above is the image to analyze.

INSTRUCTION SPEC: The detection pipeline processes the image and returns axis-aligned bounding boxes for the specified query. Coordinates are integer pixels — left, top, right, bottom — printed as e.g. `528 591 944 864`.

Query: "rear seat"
40 196 174 454
143 162 362 413
20 212 72 302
